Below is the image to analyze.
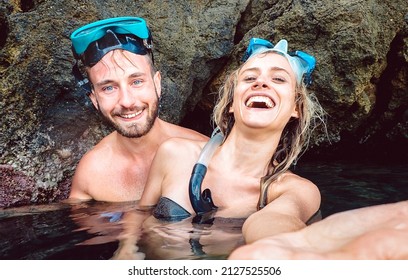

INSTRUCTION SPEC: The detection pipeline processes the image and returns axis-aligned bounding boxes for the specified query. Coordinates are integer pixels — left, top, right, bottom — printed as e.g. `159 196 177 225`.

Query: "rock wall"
0 0 407 208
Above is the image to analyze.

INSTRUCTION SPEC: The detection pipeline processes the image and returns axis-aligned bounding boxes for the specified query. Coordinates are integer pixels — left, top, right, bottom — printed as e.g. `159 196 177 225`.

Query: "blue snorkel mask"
70 17 154 93
242 38 316 87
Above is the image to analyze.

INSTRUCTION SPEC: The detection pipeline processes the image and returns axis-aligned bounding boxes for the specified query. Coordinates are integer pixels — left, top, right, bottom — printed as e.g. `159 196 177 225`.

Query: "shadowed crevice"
20 0 36 12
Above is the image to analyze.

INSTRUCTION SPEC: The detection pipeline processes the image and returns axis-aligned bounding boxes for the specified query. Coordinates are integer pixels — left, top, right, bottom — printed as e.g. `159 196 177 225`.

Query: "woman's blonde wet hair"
213 49 326 210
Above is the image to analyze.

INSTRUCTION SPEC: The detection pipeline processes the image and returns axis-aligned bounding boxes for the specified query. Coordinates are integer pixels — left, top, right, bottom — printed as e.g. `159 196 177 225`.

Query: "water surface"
0 160 406 260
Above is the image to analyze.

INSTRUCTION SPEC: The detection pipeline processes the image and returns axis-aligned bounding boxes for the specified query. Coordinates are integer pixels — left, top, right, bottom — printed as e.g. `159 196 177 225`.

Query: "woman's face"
231 52 299 132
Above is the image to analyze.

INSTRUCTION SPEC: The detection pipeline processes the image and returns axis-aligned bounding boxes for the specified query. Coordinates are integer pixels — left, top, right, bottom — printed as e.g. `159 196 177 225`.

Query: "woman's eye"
272 76 286 83
243 76 256 82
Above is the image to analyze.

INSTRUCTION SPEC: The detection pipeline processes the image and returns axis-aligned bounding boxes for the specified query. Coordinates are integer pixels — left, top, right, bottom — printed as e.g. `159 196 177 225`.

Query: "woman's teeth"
245 96 274 108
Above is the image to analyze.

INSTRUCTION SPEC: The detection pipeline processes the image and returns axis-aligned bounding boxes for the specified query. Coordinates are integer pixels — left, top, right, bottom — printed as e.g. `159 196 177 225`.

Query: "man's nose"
118 87 135 108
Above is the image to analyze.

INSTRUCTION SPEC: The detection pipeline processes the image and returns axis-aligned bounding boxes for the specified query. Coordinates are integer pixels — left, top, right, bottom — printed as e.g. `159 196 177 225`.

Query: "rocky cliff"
1 0 407 208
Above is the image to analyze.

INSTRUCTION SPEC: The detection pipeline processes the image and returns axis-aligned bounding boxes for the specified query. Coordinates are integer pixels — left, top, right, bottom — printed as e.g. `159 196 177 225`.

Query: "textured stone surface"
0 0 407 208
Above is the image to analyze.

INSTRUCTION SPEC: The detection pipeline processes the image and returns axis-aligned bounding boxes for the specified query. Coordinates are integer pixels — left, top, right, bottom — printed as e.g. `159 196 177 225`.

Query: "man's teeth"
121 111 142 119
245 96 274 108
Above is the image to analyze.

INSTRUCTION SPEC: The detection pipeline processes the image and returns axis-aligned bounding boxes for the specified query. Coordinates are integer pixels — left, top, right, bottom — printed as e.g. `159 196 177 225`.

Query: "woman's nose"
252 79 269 89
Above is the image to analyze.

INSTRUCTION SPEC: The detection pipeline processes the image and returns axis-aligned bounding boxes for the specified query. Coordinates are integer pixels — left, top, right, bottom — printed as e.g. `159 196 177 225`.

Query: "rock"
0 0 407 207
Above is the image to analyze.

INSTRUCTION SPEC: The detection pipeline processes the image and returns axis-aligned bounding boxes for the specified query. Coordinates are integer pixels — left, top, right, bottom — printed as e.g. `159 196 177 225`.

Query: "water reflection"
0 201 135 259
0 201 244 260
139 216 245 260
0 160 406 260
296 160 408 217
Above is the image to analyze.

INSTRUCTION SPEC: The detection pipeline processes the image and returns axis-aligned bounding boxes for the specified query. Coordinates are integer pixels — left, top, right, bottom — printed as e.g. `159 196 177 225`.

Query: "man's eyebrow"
94 72 147 87
94 79 115 87
129 72 146 78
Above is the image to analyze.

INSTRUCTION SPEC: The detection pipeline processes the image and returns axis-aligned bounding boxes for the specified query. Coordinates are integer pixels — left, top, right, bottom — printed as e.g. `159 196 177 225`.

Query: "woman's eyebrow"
241 66 291 75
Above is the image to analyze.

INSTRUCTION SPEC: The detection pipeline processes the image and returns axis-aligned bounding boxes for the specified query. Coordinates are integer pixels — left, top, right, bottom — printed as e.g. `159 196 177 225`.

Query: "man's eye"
133 80 142 85
103 85 114 91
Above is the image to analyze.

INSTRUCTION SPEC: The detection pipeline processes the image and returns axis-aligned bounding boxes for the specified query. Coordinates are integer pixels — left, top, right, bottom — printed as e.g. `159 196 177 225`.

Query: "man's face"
87 50 161 138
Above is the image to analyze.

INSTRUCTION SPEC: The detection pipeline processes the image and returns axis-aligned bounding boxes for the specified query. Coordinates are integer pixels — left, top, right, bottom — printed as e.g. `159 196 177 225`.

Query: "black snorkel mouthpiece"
188 128 223 220
188 163 217 216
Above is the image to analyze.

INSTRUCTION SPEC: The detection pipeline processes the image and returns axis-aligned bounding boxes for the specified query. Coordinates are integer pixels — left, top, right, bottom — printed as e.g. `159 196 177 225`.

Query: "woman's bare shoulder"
276 171 318 193
156 137 207 159
163 120 209 141
267 172 321 211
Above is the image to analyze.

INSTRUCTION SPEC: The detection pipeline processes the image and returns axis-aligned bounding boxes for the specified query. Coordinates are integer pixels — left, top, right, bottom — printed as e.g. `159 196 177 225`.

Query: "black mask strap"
72 61 92 94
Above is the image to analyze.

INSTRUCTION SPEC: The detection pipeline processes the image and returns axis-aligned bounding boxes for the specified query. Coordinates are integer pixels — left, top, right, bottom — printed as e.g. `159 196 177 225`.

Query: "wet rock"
0 0 407 207
0 164 34 208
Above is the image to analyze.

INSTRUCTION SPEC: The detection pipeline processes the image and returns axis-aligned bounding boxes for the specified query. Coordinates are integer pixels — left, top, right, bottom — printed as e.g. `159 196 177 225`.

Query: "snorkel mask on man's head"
242 38 316 87
70 16 154 92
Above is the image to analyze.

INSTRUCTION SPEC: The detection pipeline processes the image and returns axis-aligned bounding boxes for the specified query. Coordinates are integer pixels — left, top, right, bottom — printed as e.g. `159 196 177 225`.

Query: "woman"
140 38 325 243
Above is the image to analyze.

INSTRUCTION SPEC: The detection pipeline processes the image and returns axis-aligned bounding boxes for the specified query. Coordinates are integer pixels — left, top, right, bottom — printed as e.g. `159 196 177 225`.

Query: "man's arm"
68 154 94 200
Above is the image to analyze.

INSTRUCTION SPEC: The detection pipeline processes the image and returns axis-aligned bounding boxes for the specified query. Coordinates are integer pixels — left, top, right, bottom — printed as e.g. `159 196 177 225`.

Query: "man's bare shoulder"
71 134 116 189
79 134 116 169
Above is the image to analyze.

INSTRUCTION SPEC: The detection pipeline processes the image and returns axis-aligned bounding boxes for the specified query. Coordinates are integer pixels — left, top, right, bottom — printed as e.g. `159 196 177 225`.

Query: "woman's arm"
242 173 321 243
139 140 175 206
139 138 202 206
230 201 408 259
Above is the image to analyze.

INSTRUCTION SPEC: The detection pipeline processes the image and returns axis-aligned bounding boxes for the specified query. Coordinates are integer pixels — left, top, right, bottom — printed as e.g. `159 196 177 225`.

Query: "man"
68 17 207 201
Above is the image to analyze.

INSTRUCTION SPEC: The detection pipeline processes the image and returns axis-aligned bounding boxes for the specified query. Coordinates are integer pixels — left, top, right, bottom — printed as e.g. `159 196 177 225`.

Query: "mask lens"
242 38 274 61
242 38 316 86
75 19 143 36
71 17 149 56
293 51 316 86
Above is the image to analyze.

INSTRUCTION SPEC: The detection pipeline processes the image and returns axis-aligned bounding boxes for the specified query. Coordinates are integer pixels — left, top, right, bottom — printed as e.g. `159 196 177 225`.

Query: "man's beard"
100 97 159 138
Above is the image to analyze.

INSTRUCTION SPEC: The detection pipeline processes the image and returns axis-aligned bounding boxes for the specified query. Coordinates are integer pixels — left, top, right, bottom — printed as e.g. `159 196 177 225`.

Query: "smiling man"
68 17 207 202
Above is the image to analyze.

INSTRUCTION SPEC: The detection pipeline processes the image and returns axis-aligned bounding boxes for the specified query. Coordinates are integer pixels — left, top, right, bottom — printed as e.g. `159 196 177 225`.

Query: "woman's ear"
291 105 299 118
291 91 300 118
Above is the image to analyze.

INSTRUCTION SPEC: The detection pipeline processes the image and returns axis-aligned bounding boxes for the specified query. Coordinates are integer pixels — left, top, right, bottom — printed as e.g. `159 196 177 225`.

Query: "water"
296 160 408 218
0 160 407 260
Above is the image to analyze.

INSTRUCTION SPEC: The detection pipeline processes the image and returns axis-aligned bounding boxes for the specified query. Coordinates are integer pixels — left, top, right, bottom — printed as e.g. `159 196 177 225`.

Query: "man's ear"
89 91 99 110
154 71 162 98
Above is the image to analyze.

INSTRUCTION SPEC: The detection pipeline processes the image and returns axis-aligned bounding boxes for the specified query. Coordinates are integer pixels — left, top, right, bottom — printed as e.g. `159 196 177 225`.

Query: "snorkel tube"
188 128 223 216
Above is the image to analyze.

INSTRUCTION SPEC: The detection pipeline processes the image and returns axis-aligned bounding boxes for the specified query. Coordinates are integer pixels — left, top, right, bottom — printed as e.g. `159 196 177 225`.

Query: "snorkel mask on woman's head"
242 38 316 87
70 16 154 92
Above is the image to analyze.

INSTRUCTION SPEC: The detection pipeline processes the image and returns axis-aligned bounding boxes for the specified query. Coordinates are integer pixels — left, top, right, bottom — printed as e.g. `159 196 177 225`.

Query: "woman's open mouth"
245 95 275 109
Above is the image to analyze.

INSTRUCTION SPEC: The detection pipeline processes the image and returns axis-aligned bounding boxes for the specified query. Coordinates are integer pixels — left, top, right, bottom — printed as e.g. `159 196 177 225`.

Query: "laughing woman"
140 38 325 243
